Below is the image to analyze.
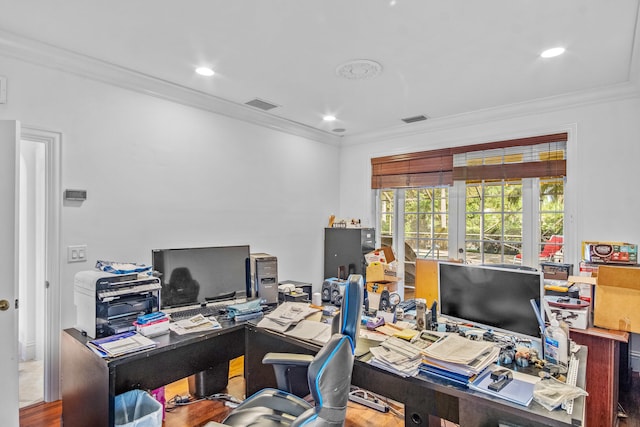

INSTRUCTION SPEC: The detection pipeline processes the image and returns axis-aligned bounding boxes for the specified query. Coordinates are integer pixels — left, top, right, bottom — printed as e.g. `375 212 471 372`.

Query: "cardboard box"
584 242 638 265
594 265 640 333
364 247 395 265
549 306 590 330
365 262 398 283
366 281 397 294
540 262 573 280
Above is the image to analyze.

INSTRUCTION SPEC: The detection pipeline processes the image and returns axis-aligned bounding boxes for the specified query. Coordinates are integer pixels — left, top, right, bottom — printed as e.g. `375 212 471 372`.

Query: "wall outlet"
68 245 87 263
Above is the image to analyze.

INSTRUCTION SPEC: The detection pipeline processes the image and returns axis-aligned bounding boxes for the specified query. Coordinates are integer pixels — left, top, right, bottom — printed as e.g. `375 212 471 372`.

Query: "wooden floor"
19 372 640 427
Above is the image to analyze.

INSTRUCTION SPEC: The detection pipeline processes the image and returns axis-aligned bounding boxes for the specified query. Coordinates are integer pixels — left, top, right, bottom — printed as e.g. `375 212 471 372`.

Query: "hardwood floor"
19 373 640 427
18 378 404 427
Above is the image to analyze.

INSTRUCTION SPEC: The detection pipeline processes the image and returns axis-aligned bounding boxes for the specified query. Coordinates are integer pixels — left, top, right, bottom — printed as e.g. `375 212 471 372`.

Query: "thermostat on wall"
64 189 87 201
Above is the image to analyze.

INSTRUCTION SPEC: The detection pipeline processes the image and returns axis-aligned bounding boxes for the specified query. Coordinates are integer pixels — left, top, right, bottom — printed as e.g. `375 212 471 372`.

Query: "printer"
74 270 161 338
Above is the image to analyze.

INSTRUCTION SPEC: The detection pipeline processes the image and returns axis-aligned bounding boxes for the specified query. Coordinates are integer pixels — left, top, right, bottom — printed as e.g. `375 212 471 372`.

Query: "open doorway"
17 127 61 409
18 139 46 407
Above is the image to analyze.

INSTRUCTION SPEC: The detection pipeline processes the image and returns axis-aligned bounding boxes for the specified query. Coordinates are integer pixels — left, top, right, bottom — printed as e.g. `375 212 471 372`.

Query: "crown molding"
1 28 638 149
0 29 343 146
342 81 640 146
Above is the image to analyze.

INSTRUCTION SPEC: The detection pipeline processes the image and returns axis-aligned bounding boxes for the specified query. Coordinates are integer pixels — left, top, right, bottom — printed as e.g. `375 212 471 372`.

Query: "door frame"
21 126 61 401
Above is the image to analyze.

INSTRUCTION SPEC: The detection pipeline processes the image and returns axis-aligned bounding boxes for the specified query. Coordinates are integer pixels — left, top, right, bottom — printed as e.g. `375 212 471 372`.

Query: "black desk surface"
62 320 246 427
62 319 586 427
244 325 587 427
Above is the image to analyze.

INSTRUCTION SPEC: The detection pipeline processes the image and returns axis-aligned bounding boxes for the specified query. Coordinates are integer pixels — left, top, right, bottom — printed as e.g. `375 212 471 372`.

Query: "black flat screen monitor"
152 245 250 309
438 262 544 340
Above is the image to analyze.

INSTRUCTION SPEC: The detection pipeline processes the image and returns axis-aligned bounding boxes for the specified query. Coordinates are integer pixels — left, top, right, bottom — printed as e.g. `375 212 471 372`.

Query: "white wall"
0 55 341 331
338 95 640 370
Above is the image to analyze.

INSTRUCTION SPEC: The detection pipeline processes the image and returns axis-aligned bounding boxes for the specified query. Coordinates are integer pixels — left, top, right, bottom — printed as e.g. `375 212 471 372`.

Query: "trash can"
115 389 163 427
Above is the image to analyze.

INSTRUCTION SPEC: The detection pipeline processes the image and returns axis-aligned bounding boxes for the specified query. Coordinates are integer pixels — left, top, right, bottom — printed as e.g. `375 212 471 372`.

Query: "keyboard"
168 303 228 321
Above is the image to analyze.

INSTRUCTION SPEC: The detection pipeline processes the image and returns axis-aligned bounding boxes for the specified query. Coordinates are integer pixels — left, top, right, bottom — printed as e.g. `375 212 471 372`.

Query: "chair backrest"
540 235 563 257
298 275 363 426
338 274 364 346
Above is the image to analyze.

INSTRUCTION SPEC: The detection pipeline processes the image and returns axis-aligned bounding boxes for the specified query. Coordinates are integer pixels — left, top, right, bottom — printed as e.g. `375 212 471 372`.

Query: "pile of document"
169 313 221 335
87 331 156 358
257 302 321 333
368 336 423 377
419 333 500 386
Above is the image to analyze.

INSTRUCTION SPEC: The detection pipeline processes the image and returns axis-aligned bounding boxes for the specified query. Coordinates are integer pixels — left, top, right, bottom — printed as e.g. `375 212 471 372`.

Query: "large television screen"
152 245 250 309
438 262 544 340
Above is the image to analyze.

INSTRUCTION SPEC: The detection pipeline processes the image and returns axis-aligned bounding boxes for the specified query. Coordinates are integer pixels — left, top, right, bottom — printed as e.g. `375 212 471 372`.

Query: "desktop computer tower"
324 227 375 280
250 253 278 305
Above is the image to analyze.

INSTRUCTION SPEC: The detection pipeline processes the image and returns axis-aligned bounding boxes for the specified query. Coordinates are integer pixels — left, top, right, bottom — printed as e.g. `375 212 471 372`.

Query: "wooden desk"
61 323 245 427
570 327 629 427
245 325 587 427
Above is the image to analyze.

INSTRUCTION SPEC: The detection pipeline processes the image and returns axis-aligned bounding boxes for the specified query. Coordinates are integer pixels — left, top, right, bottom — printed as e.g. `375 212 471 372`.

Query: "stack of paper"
419 333 500 386
368 337 424 377
257 302 321 332
169 314 222 335
87 331 156 358
284 319 332 344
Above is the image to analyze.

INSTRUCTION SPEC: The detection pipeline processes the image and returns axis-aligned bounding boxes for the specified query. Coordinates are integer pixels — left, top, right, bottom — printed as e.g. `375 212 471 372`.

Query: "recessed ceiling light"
323 115 337 122
540 47 565 58
195 67 215 76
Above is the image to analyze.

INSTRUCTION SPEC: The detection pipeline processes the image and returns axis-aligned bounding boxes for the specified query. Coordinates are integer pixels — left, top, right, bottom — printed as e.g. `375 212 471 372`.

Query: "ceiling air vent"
401 115 428 124
245 98 280 111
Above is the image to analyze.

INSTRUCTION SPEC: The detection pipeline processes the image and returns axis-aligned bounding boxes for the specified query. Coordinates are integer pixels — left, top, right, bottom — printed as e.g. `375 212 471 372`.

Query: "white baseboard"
19 340 36 362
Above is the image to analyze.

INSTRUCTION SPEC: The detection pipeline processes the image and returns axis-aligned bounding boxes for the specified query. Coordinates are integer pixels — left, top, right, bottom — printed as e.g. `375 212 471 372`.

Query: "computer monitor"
152 245 250 309
438 262 544 341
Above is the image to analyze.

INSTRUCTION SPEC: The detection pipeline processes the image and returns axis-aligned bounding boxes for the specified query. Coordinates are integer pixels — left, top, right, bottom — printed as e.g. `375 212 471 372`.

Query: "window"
373 133 567 285
379 186 450 287
464 180 522 264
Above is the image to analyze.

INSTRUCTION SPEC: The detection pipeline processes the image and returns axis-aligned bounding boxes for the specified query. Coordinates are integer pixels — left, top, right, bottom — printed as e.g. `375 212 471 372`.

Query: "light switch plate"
68 245 87 263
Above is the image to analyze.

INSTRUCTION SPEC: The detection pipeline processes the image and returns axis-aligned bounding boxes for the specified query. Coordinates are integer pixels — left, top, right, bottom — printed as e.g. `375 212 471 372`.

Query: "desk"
61 323 245 427
570 327 629 427
245 325 587 427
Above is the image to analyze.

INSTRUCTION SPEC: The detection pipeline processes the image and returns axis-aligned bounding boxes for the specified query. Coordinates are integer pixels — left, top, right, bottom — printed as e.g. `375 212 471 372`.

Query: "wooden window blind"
370 132 567 189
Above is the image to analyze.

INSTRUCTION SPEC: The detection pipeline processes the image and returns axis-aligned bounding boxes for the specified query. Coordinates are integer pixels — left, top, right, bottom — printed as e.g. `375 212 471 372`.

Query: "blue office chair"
211 274 363 427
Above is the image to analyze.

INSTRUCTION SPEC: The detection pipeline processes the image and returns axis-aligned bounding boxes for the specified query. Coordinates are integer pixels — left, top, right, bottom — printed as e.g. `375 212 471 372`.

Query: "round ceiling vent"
336 59 383 80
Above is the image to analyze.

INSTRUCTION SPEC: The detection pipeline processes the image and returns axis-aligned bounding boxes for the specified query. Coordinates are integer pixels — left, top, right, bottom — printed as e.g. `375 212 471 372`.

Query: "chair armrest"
262 352 314 366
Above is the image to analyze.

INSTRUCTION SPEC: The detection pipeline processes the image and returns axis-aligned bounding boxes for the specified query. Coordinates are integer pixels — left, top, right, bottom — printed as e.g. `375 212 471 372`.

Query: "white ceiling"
0 0 639 145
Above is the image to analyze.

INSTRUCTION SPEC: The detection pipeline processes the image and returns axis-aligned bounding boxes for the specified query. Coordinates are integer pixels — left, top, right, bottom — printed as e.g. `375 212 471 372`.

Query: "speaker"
379 290 391 311
416 300 427 331
330 281 345 305
321 280 332 302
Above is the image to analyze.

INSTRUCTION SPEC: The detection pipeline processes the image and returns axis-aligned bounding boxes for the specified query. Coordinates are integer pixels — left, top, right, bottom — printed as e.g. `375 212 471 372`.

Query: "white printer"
74 270 161 338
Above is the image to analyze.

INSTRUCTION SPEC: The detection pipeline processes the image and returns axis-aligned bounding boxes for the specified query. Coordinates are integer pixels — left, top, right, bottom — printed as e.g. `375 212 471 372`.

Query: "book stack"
87 331 157 358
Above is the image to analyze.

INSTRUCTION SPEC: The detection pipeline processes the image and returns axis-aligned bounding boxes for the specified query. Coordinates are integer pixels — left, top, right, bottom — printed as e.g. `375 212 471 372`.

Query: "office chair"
166 267 200 306
210 274 364 427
